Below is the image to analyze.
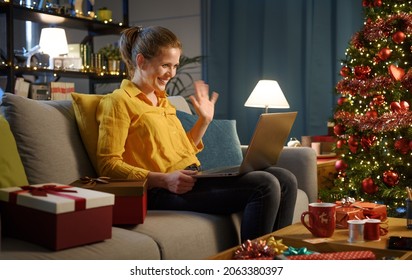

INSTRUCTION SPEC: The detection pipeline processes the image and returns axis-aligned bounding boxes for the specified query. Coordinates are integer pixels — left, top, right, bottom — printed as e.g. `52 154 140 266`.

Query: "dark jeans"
147 166 297 242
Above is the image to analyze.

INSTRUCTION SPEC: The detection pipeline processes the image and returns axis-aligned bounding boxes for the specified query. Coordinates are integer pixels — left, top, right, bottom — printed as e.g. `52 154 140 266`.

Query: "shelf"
1 1 129 94
12 5 125 34
13 66 123 77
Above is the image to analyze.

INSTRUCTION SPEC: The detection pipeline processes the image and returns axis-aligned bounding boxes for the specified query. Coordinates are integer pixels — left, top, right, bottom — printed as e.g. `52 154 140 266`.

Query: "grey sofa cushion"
176 111 243 170
126 210 240 260
0 227 160 260
0 93 96 184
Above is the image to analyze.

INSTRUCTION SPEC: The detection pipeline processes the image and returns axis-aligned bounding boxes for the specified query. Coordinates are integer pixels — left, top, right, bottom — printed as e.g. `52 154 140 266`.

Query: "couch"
0 91 318 259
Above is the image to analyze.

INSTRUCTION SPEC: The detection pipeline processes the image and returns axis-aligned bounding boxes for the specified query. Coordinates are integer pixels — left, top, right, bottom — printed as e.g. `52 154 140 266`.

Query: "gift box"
287 250 376 260
71 178 147 225
334 200 387 228
0 183 114 251
352 202 387 221
336 206 364 229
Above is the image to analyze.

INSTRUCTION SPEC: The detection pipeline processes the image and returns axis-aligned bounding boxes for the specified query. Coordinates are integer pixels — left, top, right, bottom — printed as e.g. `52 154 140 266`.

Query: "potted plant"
98 43 121 73
97 7 112 21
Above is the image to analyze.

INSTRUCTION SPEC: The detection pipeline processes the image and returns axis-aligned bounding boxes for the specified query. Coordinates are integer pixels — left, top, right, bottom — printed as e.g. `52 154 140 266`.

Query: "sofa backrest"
0 93 242 183
0 93 96 184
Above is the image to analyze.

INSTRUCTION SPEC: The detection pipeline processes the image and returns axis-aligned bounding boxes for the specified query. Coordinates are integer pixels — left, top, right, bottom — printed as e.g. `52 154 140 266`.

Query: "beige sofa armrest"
241 145 318 203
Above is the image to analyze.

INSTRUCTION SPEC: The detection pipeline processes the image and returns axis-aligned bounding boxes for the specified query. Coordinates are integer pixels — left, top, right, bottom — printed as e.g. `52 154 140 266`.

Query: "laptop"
193 111 297 178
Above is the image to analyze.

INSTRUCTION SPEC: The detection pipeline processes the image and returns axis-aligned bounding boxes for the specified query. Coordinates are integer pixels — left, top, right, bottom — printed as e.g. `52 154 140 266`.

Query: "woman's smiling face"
140 47 181 93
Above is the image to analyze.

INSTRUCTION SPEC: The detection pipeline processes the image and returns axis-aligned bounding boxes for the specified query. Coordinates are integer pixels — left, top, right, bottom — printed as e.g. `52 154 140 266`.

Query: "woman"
96 25 297 242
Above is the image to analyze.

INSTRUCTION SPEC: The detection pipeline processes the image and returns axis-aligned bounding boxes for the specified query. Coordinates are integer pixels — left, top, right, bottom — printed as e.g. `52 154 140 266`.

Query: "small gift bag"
335 206 364 229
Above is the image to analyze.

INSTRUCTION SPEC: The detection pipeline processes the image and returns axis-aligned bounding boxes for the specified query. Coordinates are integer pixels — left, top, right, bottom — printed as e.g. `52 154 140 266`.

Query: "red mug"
301 202 336 237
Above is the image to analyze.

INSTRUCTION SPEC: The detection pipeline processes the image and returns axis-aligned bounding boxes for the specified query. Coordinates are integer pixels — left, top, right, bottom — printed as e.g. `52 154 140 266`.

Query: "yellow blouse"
96 79 202 180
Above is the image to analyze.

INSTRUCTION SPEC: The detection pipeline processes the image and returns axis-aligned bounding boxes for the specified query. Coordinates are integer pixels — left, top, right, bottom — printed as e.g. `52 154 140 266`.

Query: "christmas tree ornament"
340 66 351 77
377 47 392 61
334 123 346 136
394 138 410 154
388 64 405 81
400 101 410 111
361 135 376 150
348 135 359 153
335 159 348 171
354 65 372 79
362 177 379 194
336 139 346 149
402 69 412 91
365 110 378 118
373 0 382 7
383 170 400 187
337 97 347 106
392 31 406 44
390 100 409 112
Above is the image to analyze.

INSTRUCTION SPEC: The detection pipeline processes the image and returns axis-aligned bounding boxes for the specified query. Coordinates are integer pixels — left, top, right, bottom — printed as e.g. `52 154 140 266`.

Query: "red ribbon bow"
19 184 78 197
10 184 86 211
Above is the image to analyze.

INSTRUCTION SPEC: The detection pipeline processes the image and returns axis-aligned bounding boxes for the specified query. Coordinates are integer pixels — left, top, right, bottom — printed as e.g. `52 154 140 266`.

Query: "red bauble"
336 139 346 149
409 140 412 150
389 64 405 81
361 135 376 150
333 124 345 136
401 101 410 111
335 159 348 171
394 138 410 154
390 100 409 112
348 135 359 153
392 31 406 44
390 101 401 112
383 170 399 187
340 66 351 77
337 97 347 106
374 0 382 6
362 177 378 194
378 47 392 60
365 110 378 118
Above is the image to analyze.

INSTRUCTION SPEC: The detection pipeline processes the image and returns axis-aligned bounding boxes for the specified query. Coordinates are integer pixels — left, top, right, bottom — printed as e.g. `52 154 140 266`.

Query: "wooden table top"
210 217 412 260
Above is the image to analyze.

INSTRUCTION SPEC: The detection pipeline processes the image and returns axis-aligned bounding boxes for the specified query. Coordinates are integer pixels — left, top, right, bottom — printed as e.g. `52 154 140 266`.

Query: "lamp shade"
244 80 290 110
39 28 68 57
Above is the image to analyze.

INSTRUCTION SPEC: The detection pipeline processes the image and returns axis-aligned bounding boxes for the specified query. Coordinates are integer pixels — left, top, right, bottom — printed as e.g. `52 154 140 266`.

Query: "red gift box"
334 200 387 228
352 202 387 221
0 183 114 251
71 179 147 225
287 250 376 260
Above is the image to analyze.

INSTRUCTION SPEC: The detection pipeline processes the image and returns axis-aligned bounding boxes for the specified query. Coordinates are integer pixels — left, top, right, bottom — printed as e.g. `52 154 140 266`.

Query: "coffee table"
210 217 412 260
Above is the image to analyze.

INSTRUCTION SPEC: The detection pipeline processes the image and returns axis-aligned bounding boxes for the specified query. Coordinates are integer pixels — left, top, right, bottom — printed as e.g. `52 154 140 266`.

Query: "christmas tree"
319 0 412 217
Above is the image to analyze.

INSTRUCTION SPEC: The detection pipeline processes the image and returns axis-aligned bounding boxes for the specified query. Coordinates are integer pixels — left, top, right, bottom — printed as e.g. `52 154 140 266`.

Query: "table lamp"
244 80 290 113
39 27 69 69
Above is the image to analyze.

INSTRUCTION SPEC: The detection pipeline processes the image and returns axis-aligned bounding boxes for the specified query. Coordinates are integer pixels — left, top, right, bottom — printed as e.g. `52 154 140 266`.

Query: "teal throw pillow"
176 111 243 170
